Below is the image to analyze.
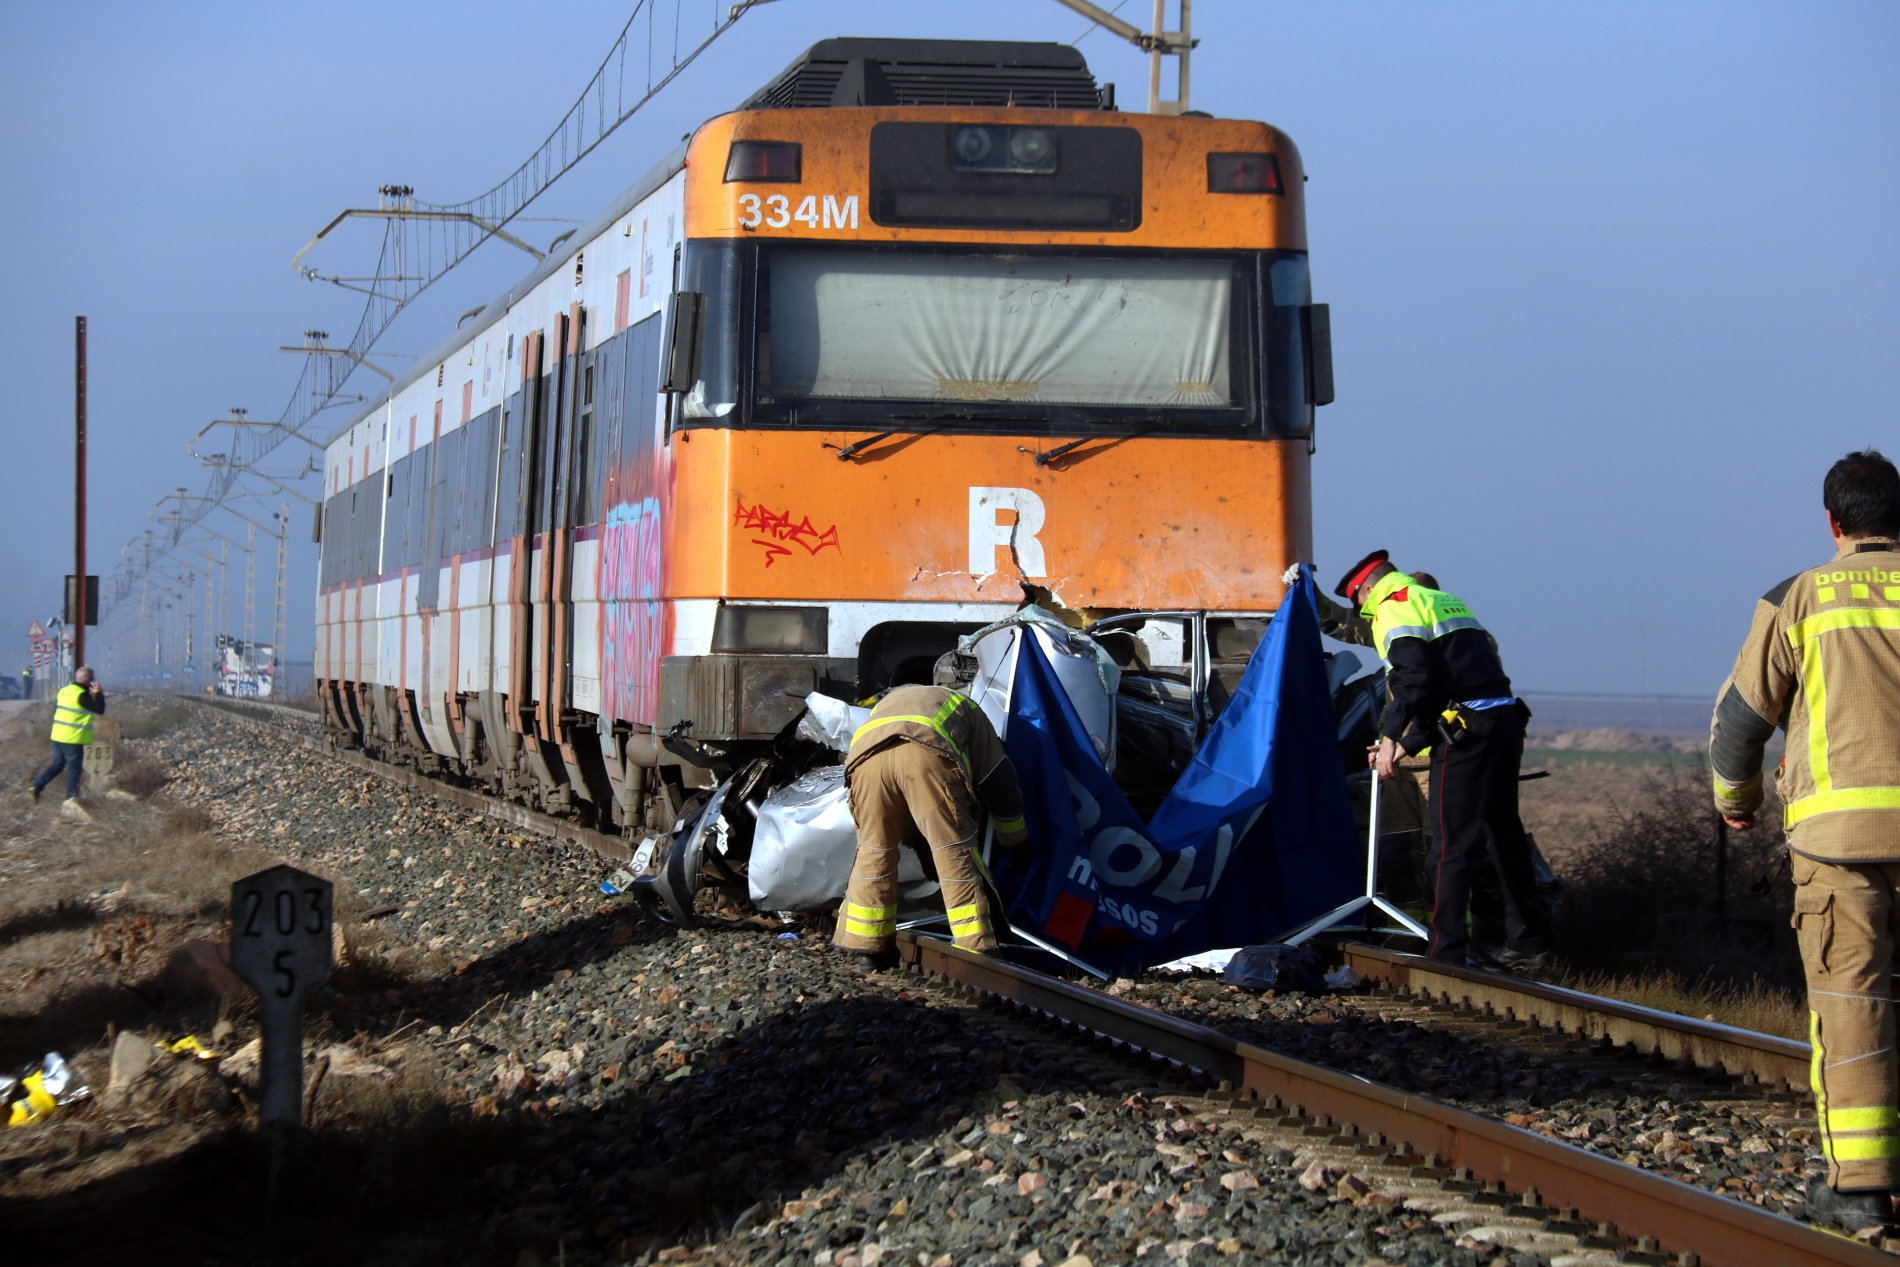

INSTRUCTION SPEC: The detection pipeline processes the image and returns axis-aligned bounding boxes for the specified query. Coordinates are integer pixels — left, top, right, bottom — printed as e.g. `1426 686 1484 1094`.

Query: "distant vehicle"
315 37 1335 845
0 678 20 700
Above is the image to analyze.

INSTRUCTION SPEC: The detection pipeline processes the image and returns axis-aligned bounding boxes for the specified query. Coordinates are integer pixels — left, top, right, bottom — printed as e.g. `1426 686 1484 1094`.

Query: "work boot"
844 945 900 975
1804 1177 1894 1234
29 783 41 803
1474 944 1552 975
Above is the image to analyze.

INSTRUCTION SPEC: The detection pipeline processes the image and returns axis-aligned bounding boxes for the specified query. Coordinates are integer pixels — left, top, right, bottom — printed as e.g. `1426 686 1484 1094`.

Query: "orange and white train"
315 37 1334 836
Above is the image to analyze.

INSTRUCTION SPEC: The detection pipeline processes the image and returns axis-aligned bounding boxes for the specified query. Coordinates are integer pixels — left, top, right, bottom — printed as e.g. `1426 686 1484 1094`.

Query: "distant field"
1520 693 1712 736
1523 747 1702 770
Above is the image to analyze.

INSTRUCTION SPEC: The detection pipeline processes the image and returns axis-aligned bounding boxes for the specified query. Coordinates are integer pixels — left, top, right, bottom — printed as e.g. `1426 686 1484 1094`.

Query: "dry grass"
114 701 194 741
1563 967 1806 1039
1547 760 1798 991
110 758 172 799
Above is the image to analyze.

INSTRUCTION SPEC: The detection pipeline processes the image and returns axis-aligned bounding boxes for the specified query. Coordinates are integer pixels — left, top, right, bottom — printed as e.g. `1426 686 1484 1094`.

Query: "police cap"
1334 549 1390 602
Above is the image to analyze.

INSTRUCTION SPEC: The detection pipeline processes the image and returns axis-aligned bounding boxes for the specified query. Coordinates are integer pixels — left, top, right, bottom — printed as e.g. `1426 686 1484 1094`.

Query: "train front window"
678 241 1321 436
757 245 1267 434
763 247 1234 412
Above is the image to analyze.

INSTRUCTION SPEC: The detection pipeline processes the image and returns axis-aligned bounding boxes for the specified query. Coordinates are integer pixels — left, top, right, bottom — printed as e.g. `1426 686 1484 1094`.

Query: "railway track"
175 693 1883 1264
900 933 1879 1267
1315 942 1808 1090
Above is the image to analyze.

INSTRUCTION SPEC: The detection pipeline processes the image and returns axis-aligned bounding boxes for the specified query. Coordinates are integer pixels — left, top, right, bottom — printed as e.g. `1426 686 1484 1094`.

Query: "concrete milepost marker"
230 864 334 1132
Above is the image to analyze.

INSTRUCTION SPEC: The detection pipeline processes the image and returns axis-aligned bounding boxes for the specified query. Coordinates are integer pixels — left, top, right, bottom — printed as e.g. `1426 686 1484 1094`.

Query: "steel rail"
896 932 1882 1267
1316 941 1809 1090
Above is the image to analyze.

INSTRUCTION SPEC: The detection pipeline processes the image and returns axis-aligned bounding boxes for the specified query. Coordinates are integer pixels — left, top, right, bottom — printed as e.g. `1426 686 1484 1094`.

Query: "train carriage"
315 37 1333 840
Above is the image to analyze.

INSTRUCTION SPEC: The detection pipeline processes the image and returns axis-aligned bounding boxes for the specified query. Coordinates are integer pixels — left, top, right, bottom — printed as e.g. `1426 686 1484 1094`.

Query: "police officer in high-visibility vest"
834 685 1028 965
1336 550 1553 971
32 666 106 802
1711 450 1900 1234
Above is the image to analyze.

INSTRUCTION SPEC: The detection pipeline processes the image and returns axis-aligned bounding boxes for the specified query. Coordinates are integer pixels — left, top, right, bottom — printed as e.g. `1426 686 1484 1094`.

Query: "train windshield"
682 241 1315 438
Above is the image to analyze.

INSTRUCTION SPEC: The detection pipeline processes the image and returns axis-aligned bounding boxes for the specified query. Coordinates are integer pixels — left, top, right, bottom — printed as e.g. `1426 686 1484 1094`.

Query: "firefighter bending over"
834 686 1027 965
1711 449 1900 1235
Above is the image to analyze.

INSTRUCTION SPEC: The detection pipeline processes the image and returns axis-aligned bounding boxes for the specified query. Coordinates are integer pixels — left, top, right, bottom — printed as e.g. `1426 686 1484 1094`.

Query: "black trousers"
1425 707 1550 964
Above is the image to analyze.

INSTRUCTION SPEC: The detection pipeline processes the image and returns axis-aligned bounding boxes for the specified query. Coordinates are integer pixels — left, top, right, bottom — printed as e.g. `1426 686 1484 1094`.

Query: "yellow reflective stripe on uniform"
1828 1107 1900 1132
948 916 987 939
50 686 95 744
1381 617 1483 645
1831 1136 1900 1161
1787 787 1900 827
1812 1011 1831 1159
852 695 975 781
853 715 933 742
993 815 1025 835
1801 634 1833 796
1787 606 1900 646
947 902 986 936
1712 770 1761 806
1780 606 1900 819
843 899 896 939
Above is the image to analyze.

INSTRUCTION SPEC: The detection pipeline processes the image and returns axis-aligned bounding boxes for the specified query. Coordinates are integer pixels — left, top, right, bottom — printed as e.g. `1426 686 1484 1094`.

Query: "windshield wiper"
1031 425 1160 467
826 416 963 462
829 412 1037 461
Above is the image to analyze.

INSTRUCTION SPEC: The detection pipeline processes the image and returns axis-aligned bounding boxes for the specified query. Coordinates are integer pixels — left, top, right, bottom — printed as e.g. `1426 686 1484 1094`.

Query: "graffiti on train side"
601 496 667 725
733 497 841 568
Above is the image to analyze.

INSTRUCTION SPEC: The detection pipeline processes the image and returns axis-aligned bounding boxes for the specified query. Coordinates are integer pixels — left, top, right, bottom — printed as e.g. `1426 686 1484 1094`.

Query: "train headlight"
953 127 994 166
1007 128 1055 171
950 124 1057 175
712 605 828 655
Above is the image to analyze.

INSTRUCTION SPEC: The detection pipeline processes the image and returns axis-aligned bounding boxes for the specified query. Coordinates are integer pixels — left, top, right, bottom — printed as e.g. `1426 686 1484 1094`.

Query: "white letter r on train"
968 487 1047 578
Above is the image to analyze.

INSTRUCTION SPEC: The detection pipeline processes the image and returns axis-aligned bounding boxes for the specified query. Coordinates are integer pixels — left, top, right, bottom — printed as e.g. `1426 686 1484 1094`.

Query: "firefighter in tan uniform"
834 686 1028 963
1711 450 1900 1234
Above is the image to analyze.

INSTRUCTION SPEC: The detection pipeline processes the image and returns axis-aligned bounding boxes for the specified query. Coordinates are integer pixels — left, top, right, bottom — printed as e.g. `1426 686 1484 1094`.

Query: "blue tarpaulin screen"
991 569 1358 975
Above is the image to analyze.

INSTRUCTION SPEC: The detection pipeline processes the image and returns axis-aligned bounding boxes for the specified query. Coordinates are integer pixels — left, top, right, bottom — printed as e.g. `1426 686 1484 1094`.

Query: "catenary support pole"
74 316 87 667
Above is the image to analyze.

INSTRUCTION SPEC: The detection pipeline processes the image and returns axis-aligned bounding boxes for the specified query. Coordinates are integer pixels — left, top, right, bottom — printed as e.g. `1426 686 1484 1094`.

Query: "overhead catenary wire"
102 1 764 657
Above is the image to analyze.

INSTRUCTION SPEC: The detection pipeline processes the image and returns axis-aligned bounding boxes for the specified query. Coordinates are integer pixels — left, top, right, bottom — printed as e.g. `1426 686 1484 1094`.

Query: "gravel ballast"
89 703 1831 1263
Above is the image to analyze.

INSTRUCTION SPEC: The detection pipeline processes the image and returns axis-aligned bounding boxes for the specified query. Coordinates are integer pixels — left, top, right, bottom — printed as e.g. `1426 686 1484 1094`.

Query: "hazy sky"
2 0 1894 697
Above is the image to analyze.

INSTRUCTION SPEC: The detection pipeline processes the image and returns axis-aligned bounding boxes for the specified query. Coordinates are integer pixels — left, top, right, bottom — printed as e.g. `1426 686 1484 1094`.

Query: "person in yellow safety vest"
1336 550 1553 972
834 685 1029 967
31 666 106 803
1710 449 1900 1236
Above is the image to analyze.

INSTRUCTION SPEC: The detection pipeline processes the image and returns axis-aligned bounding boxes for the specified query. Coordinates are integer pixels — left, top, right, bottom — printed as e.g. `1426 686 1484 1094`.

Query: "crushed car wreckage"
624 599 1562 949
628 606 1372 930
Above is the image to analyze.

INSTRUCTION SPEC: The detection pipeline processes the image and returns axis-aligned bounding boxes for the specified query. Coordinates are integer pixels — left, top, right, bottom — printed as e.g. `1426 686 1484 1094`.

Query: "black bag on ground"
1222 943 1324 993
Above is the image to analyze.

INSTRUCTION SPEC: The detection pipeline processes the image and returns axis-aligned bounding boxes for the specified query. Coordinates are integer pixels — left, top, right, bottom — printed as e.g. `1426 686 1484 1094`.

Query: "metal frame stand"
1282 772 1429 945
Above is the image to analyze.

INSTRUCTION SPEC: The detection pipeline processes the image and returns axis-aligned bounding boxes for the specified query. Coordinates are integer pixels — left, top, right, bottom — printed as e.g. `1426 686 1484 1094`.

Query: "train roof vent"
741 38 1108 111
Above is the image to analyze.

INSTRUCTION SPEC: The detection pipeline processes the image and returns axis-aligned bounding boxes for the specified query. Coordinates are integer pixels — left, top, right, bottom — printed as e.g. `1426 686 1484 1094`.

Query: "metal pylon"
134 576 148 675
217 541 228 664
273 501 288 661
245 524 257 648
